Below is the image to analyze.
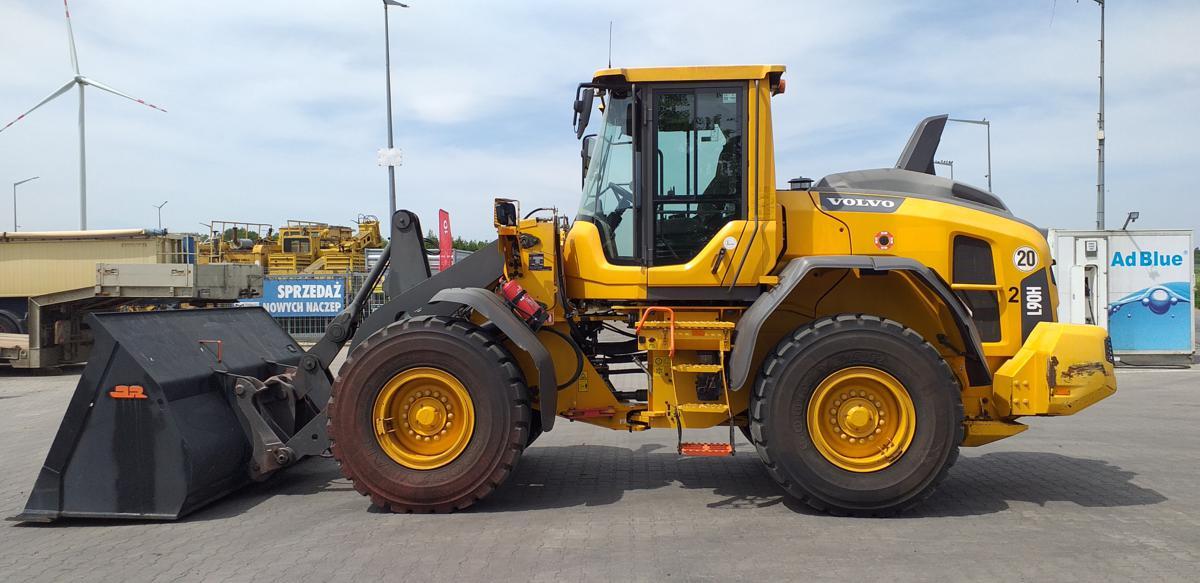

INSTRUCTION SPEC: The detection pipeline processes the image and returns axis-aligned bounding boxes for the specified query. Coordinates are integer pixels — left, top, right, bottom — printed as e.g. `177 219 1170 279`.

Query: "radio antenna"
607 21 613 68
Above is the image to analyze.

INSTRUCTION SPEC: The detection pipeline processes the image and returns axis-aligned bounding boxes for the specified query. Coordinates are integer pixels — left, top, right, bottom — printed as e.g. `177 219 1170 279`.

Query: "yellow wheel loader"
15 65 1116 521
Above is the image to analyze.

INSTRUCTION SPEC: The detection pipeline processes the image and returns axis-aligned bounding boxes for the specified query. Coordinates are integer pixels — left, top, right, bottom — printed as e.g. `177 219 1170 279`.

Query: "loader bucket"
13 307 302 522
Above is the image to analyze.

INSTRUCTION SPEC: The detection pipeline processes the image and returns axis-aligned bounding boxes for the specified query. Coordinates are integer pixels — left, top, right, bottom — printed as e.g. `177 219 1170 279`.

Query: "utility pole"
153 200 168 230
12 176 39 231
1094 0 1106 229
947 118 991 191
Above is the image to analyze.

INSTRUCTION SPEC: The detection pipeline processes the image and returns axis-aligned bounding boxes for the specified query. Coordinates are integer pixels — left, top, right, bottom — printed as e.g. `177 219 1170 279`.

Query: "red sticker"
874 231 894 250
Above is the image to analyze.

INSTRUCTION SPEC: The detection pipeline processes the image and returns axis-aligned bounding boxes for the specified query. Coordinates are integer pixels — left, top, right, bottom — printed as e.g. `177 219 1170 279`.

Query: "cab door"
640 83 765 299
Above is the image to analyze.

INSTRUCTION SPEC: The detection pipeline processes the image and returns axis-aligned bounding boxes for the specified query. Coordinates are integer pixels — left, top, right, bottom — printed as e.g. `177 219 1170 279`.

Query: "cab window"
283 237 311 254
577 91 637 262
651 87 744 265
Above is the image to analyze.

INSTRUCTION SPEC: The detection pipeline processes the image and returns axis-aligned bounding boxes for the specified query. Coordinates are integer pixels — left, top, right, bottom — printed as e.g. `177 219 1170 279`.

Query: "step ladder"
636 308 736 457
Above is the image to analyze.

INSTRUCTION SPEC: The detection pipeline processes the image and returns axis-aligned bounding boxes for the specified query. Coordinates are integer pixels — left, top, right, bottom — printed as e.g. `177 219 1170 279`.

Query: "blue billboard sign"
243 277 346 317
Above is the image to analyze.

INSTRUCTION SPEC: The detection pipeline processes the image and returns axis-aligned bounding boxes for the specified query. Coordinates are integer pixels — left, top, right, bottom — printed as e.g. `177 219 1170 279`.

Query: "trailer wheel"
328 316 531 513
749 314 963 516
0 310 22 334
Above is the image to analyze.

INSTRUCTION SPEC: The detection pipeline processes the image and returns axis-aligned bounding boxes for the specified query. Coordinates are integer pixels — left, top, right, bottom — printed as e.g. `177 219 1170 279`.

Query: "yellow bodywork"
502 64 1113 448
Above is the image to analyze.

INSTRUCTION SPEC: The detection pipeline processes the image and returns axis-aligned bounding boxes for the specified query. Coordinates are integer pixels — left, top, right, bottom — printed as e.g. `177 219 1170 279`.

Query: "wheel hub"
372 367 474 470
842 403 875 436
808 367 916 473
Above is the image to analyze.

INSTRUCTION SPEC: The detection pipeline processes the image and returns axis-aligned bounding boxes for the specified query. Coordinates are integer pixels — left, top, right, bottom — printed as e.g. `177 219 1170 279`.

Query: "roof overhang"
591 64 785 85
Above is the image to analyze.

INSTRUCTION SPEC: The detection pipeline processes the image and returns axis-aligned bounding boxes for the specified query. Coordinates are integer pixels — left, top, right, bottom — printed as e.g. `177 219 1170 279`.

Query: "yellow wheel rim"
807 367 916 473
372 367 475 470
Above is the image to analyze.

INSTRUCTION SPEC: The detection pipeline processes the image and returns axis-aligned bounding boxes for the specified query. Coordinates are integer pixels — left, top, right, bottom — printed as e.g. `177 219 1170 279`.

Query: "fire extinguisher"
499 279 550 330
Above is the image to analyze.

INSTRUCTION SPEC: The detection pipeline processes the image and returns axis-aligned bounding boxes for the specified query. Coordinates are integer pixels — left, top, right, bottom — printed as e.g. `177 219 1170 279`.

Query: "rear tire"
328 316 531 513
749 314 963 516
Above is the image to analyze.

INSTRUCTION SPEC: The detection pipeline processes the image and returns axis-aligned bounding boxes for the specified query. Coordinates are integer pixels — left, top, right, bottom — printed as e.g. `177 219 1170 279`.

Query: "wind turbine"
0 0 166 230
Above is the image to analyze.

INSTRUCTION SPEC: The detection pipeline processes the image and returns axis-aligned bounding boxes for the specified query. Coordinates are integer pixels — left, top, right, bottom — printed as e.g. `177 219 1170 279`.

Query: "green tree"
222 227 260 242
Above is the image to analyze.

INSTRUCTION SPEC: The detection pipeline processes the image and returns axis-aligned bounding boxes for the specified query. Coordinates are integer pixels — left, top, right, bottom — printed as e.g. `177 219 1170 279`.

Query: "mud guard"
352 240 503 348
727 256 992 391
428 287 558 432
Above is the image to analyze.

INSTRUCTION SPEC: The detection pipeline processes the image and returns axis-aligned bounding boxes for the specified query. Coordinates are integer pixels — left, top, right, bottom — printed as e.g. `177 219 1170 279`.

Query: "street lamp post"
934 159 955 181
1093 0 1106 230
153 200 168 230
12 176 39 231
382 0 409 224
947 118 991 191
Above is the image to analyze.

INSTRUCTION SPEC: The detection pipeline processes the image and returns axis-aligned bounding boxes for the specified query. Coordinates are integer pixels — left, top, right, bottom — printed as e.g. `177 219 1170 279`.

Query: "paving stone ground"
0 364 1197 582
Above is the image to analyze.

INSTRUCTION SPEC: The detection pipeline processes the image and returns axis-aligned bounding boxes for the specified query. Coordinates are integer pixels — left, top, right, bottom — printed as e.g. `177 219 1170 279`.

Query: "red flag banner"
438 209 454 271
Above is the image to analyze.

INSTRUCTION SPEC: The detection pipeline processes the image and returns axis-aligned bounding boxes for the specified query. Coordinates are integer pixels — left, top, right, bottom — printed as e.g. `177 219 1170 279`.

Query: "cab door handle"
710 247 727 274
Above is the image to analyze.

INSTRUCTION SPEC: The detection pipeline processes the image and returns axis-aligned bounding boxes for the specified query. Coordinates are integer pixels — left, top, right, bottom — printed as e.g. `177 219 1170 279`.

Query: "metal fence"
270 272 387 343
268 251 470 342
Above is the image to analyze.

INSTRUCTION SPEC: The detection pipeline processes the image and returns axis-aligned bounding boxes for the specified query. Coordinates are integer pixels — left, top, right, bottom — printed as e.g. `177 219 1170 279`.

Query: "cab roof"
591 64 785 84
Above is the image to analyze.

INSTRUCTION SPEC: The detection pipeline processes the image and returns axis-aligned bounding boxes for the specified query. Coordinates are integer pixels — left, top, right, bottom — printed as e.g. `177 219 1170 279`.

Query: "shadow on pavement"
10 445 1165 526
908 451 1167 517
476 445 1166 517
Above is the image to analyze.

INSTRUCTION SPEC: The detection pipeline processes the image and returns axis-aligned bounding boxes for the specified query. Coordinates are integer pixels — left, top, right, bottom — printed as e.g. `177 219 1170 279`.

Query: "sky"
1 0 1198 242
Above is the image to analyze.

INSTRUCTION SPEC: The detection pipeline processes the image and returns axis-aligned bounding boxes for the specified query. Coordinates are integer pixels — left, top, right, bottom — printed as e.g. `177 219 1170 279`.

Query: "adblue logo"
1110 251 1184 267
819 194 904 214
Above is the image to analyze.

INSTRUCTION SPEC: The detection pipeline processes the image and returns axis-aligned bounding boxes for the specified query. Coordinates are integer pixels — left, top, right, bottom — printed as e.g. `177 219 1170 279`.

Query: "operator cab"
565 65 786 300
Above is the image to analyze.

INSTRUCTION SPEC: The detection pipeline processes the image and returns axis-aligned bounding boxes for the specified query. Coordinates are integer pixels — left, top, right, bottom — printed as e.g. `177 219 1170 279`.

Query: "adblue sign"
1110 250 1185 267
242 277 346 317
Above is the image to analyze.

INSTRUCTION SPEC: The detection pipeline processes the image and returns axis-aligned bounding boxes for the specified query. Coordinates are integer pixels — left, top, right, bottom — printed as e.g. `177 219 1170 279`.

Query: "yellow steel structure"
268 217 383 274
199 216 383 274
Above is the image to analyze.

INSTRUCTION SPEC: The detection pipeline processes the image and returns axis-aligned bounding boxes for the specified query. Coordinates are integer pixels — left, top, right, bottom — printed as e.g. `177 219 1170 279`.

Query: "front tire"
749 314 963 516
328 316 531 513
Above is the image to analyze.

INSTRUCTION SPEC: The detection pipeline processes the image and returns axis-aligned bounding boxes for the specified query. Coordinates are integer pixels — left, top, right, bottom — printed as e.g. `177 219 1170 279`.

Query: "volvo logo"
827 197 895 208
819 193 904 213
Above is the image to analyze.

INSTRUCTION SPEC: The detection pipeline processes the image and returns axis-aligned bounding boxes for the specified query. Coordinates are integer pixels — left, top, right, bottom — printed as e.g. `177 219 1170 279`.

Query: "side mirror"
580 134 596 187
573 87 595 138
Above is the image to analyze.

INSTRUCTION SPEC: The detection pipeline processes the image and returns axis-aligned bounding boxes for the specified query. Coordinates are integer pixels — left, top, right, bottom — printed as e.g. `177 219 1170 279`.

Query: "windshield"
578 91 636 261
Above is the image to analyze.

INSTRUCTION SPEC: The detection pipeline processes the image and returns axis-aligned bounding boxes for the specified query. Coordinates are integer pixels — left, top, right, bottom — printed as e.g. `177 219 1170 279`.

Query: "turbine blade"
0 80 77 134
64 0 80 74
79 77 167 113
